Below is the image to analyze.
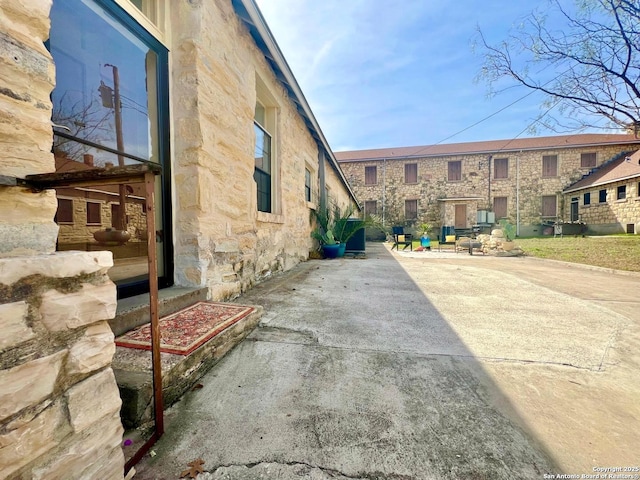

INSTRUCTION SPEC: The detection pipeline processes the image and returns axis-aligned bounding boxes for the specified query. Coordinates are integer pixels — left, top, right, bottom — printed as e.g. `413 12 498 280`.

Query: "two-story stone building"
336 134 640 237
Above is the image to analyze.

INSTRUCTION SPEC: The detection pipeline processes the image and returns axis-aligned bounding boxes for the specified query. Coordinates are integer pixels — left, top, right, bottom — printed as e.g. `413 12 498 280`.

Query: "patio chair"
391 226 413 251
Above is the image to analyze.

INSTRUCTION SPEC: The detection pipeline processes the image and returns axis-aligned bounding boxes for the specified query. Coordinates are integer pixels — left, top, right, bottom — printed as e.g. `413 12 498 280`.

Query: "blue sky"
254 0 614 152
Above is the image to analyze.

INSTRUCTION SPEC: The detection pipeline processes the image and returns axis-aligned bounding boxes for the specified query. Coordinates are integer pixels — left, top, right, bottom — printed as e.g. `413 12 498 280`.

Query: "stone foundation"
0 251 124 480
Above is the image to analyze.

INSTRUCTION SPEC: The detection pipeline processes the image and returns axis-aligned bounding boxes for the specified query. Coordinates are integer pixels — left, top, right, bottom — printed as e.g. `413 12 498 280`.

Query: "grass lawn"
515 235 640 272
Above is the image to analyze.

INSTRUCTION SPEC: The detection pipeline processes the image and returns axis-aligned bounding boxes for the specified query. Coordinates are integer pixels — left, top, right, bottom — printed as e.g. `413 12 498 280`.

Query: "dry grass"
515 235 640 272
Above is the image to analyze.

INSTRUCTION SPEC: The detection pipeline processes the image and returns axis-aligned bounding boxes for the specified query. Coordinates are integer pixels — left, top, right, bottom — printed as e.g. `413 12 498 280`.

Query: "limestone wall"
339 144 636 232
572 180 640 233
0 2 125 478
0 252 124 479
0 1 58 256
170 0 341 300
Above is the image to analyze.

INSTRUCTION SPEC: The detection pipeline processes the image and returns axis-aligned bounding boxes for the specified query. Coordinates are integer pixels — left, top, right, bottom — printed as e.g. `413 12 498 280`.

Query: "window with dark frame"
580 152 596 168
542 155 558 177
364 166 377 185
364 200 377 216
86 202 101 225
55 198 73 224
494 158 508 179
493 196 507 218
617 185 627 200
599 189 607 203
404 163 418 183
304 168 312 202
405 199 418 220
448 161 461 181
541 195 557 217
583 192 591 205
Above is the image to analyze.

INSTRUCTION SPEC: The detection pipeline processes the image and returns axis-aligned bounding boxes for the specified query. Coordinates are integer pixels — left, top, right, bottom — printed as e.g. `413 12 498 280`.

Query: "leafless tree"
478 0 640 136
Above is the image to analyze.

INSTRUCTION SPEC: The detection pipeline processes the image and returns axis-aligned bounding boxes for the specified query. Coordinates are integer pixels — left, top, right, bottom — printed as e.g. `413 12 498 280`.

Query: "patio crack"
207 460 417 480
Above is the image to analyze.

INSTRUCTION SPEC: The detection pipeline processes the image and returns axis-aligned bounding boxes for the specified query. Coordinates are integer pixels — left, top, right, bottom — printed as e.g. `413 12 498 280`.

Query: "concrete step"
111 294 263 429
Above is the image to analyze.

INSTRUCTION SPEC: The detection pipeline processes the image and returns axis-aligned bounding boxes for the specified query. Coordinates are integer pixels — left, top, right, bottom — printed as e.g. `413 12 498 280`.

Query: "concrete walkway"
135 242 640 479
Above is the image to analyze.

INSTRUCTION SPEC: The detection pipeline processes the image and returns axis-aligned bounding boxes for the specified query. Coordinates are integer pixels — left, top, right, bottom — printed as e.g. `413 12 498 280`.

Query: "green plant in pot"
499 219 516 251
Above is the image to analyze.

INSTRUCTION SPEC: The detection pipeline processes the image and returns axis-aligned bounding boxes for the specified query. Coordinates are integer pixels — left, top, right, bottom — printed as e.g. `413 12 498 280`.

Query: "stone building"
563 149 640 234
336 134 640 237
0 0 356 477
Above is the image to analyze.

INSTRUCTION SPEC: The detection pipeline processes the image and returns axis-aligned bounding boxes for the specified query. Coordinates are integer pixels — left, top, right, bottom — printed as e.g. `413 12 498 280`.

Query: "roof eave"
233 0 359 205
563 172 640 193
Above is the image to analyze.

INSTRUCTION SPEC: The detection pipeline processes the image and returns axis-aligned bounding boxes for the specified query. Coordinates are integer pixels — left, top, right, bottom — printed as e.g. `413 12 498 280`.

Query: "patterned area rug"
115 301 255 356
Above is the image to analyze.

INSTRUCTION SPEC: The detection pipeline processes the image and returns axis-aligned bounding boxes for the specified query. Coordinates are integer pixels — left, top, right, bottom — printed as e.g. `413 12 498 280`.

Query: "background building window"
404 163 417 183
581 152 596 168
570 197 579 221
583 192 590 205
599 189 607 203
405 199 418 220
494 158 508 179
541 195 557 217
493 196 507 218
365 166 377 185
364 200 377 216
448 161 461 181
542 155 558 177
55 198 74 224
617 185 626 200
305 168 312 202
86 202 101 225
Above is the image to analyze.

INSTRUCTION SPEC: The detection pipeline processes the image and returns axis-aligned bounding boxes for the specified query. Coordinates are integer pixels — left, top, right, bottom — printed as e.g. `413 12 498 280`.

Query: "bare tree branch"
477 0 640 136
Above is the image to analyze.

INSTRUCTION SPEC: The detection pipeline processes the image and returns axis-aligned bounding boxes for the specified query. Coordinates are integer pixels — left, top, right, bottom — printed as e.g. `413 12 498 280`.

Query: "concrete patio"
133 242 640 479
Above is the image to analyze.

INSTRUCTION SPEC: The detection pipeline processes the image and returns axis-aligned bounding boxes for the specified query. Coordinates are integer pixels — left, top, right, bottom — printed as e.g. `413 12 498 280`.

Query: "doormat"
115 301 255 356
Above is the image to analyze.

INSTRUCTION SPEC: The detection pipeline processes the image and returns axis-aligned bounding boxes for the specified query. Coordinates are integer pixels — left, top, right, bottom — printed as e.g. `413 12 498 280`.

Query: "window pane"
617 185 626 200
448 161 461 181
581 153 596 168
365 166 377 185
599 189 607 203
55 198 74 224
51 0 157 163
305 168 311 202
364 200 377 216
405 163 417 183
254 123 271 174
542 155 558 177
405 199 418 219
583 192 590 205
542 195 557 216
86 202 102 225
494 158 508 179
493 197 507 218
50 0 169 291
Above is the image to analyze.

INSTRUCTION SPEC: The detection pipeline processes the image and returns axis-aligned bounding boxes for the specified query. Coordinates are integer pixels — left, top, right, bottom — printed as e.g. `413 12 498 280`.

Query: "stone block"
0 300 35 351
66 322 116 375
66 368 122 433
40 282 117 331
0 350 65 421
31 410 124 480
0 188 56 225
0 222 58 257
0 251 113 285
0 400 69 479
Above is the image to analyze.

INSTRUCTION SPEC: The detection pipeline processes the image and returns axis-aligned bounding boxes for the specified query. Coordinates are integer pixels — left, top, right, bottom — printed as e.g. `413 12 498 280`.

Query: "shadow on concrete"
133 241 617 479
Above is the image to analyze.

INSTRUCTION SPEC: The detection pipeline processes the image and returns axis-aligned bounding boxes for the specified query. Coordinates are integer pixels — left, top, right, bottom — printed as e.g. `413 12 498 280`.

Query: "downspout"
516 152 521 236
318 147 326 210
487 155 492 211
382 158 386 226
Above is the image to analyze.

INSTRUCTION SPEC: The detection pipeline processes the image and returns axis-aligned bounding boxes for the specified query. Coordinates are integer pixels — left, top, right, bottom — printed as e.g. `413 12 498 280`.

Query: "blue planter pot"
420 235 431 248
322 243 341 259
337 242 346 257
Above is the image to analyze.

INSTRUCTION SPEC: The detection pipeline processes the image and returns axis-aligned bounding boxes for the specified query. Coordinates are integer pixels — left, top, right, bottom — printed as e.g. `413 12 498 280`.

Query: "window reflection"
49 0 165 288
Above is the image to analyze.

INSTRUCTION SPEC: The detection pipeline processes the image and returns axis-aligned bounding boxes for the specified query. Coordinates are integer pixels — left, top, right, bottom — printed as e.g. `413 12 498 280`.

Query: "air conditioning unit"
477 210 487 223
487 212 496 224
